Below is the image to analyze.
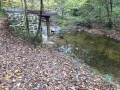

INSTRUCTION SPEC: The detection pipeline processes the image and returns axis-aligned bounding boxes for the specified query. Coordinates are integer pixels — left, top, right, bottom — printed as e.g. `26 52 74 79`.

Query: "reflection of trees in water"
101 38 110 58
75 34 119 82
69 36 87 60
85 46 120 83
58 32 120 83
86 48 120 83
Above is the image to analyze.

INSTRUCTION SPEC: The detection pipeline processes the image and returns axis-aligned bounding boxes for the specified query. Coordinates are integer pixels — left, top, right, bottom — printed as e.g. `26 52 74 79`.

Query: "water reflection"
56 31 120 84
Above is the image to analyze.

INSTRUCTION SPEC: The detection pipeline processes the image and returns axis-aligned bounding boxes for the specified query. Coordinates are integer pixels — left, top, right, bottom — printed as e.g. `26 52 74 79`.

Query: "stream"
55 31 120 84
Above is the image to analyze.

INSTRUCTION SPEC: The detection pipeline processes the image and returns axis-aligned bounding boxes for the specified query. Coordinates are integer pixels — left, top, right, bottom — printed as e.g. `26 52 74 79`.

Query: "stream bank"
60 21 120 43
75 25 120 43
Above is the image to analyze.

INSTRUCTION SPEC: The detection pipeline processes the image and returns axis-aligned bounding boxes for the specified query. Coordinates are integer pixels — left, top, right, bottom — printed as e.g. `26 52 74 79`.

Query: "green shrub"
0 12 4 17
10 25 42 43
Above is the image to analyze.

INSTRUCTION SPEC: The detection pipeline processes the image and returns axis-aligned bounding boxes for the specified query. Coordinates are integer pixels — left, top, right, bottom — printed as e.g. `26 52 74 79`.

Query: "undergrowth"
9 26 42 43
0 12 4 18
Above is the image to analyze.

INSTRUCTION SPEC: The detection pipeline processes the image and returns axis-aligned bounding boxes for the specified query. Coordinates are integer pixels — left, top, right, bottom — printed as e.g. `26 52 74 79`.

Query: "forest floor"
0 17 119 89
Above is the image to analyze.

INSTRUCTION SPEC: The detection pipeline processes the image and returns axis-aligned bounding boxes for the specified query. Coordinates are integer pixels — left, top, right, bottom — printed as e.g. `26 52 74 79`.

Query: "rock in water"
77 29 84 32
51 29 56 34
58 36 64 39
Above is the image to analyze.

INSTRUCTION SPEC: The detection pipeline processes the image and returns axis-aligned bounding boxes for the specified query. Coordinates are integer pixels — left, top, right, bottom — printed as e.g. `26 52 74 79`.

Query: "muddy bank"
59 21 120 43
74 25 120 43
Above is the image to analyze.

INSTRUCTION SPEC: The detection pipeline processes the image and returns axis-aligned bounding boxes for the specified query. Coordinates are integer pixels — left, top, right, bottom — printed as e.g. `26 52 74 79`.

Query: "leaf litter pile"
0 18 118 89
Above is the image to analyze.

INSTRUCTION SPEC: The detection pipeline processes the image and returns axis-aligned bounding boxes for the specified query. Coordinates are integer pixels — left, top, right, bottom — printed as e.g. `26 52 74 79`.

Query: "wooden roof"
5 8 23 12
27 10 57 16
5 8 57 17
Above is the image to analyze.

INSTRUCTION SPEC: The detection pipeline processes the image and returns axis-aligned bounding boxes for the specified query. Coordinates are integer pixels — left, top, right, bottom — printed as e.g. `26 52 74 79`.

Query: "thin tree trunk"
8 0 12 8
0 0 1 11
0 0 3 12
34 0 43 44
105 0 112 28
21 0 23 9
105 0 109 19
61 8 64 18
110 0 113 13
24 0 30 35
109 0 113 28
98 0 102 20
31 0 34 10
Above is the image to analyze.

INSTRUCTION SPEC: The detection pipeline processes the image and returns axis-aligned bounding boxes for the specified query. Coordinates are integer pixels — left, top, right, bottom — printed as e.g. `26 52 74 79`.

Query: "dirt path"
0 17 118 89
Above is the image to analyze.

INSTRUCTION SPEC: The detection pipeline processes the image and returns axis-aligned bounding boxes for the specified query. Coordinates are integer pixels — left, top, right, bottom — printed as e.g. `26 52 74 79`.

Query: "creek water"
55 31 120 84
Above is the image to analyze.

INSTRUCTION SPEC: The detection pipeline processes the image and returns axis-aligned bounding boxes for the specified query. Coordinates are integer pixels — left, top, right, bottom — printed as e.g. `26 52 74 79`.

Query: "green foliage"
0 12 4 17
70 53 77 58
2 0 120 27
10 26 27 39
0 9 6 17
105 74 112 82
2 0 120 41
71 9 79 16
10 26 42 43
59 19 68 25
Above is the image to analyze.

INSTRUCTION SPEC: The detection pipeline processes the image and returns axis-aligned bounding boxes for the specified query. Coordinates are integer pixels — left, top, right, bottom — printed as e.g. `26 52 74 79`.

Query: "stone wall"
6 12 60 36
7 12 39 33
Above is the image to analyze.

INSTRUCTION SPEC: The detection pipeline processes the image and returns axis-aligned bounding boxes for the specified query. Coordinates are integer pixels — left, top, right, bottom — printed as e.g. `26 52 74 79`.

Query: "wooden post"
45 16 50 37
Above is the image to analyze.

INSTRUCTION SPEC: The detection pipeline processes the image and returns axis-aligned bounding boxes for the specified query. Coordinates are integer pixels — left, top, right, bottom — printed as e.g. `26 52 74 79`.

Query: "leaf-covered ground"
0 17 118 89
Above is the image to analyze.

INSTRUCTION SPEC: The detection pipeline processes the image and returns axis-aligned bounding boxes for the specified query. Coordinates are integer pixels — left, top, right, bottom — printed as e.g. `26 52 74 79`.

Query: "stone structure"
7 12 39 33
5 8 57 37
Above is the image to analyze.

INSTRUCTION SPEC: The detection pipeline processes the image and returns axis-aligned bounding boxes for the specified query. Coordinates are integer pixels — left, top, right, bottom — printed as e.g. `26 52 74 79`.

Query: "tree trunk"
34 0 43 44
109 0 113 28
105 0 112 28
21 0 24 9
110 0 113 13
31 0 34 10
98 0 102 20
61 8 64 18
24 0 30 35
0 0 1 11
0 0 3 12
